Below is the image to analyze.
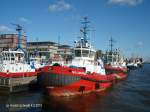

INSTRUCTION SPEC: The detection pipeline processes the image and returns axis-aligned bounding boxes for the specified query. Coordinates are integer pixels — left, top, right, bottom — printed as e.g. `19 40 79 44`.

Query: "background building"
57 45 73 60
27 41 58 60
0 34 27 52
27 42 73 60
0 34 73 61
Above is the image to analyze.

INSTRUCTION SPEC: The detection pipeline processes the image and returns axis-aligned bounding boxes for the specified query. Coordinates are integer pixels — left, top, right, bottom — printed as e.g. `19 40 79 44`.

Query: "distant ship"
37 17 127 96
127 57 143 69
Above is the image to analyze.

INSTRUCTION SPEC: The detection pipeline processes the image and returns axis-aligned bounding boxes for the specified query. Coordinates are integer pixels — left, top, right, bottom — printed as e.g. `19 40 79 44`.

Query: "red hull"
105 64 127 73
46 80 112 97
0 72 37 78
38 66 128 96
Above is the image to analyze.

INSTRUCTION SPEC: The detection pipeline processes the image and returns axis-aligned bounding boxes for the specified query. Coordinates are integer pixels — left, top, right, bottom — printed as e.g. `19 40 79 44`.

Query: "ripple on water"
0 64 150 112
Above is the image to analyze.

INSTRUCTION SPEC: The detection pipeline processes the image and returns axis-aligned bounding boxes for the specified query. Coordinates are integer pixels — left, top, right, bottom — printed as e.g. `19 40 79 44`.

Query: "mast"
109 37 116 63
109 37 115 54
80 17 90 47
35 37 39 56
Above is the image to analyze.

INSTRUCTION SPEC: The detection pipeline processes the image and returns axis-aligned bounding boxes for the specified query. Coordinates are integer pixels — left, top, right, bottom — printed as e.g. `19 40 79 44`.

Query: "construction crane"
10 23 29 62
11 23 23 50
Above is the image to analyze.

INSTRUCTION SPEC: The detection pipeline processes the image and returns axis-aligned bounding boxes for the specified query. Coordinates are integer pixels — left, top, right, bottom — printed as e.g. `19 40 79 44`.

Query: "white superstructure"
70 17 106 75
71 44 105 75
0 49 35 73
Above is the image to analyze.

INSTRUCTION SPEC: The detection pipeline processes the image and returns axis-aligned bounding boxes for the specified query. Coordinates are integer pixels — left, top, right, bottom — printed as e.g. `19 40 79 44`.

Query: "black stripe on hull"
37 72 81 87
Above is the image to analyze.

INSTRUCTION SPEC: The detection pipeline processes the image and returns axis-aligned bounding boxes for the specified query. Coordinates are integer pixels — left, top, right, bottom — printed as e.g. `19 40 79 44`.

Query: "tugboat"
0 24 37 93
37 17 126 96
103 38 127 76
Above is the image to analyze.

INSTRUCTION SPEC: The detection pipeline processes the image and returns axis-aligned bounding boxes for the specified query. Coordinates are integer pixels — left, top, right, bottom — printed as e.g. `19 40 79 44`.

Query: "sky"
0 0 150 60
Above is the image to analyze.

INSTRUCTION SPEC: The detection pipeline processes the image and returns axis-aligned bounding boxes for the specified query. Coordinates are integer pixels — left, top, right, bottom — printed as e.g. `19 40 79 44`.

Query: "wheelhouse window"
5 53 9 60
15 53 24 58
82 50 89 57
75 50 81 57
107 55 113 62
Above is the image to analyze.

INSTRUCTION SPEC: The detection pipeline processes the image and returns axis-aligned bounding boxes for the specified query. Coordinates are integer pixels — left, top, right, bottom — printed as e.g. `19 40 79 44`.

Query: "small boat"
127 58 143 70
37 17 127 96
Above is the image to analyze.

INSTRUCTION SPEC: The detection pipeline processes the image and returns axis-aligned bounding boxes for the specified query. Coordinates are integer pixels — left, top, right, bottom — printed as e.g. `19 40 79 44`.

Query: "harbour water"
0 64 150 112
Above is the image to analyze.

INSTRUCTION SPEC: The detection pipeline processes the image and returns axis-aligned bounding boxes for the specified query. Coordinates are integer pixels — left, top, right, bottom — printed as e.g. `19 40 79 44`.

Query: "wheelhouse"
74 48 96 59
0 50 25 63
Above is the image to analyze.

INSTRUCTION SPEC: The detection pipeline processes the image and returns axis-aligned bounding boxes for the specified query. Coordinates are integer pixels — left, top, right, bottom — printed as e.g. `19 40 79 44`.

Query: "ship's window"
11 53 15 60
11 58 15 60
6 53 10 60
82 50 89 57
107 55 113 62
75 50 81 57
11 53 14 57
5 53 8 60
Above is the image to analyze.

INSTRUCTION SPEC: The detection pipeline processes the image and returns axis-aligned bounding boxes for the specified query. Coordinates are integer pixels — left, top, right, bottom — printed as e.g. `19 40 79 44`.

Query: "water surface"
0 64 150 112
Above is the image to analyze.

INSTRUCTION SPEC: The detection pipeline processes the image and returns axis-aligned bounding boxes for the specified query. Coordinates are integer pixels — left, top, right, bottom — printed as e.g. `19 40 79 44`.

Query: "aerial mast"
35 37 39 56
80 17 90 47
109 37 116 63
109 37 115 54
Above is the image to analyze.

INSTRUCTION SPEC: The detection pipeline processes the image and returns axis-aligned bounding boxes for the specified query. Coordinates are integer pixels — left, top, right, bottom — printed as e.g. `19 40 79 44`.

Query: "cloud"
48 0 72 12
19 17 31 24
0 25 13 33
136 41 143 47
108 0 143 6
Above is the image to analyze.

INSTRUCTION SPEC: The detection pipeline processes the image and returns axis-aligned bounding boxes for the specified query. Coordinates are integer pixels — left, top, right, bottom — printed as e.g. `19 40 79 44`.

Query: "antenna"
81 17 90 42
80 16 92 47
35 37 39 56
109 37 116 54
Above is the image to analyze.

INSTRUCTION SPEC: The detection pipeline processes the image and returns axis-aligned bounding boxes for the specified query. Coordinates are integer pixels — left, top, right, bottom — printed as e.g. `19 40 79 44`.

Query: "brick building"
0 34 27 51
